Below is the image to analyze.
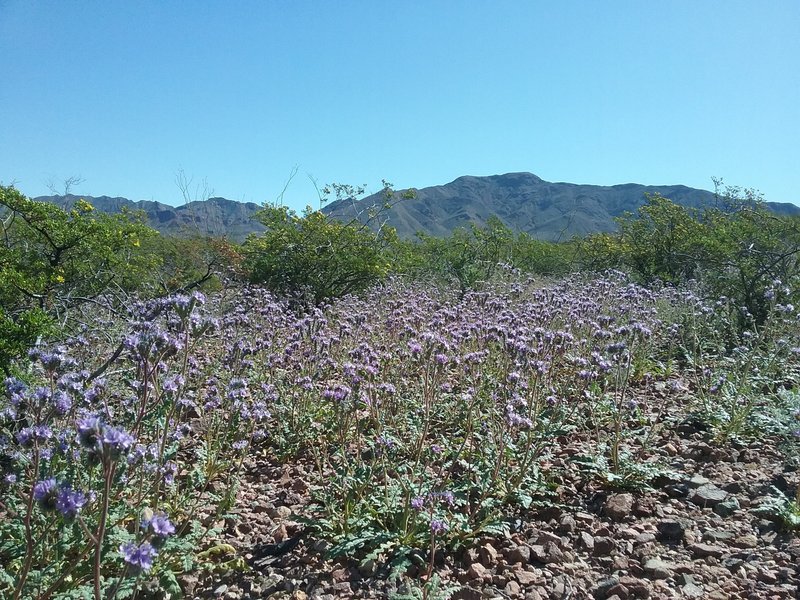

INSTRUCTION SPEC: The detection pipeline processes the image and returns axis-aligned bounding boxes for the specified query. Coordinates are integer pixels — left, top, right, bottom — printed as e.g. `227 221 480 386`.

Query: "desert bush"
0 186 159 372
581 188 800 327
243 183 403 305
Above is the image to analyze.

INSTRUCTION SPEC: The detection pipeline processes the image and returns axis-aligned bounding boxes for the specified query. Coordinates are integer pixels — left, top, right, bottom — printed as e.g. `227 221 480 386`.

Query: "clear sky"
1 1 798 210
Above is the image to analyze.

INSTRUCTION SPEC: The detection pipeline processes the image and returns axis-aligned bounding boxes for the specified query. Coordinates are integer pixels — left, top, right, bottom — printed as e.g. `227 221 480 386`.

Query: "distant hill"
34 174 800 242
35 194 265 242
322 172 800 241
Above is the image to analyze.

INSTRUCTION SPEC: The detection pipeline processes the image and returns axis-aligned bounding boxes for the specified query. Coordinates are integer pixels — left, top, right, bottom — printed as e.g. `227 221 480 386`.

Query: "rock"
681 583 704 598
606 584 630 599
213 585 228 596
712 496 740 517
579 531 595 551
558 514 577 533
757 569 778 584
732 534 758 549
504 580 521 596
479 543 499 566
722 557 744 571
688 474 711 487
642 558 673 579
604 493 634 521
689 484 728 508
593 576 619 599
656 519 687 543
178 574 199 596
618 576 651 598
358 558 378 576
514 568 538 586
593 536 615 556
467 562 488 580
452 588 483 600
331 581 351 595
268 505 293 519
507 544 531 564
688 543 725 558
543 542 565 563
702 529 735 543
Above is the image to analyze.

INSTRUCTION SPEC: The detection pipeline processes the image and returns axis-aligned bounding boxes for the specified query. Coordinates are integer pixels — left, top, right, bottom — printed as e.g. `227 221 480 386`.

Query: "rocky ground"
186 388 800 600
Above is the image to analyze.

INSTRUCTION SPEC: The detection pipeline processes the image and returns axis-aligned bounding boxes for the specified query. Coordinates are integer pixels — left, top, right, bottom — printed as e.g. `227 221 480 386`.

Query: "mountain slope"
33 174 800 242
35 194 265 241
323 173 800 240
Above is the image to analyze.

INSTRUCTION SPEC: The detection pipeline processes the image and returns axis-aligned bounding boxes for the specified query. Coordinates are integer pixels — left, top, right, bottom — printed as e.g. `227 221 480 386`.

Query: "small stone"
593 576 619 599
702 529 735 543
688 543 725 558
712 496 740 517
643 558 673 579
682 583 704 598
507 544 531 564
593 536 615 556
269 505 293 519
504 580 521 596
514 568 538 586
732 534 758 549
543 542 564 563
618 576 651 598
467 562 488 580
558 515 577 533
605 584 630 599
689 484 728 508
722 557 744 570
214 585 229 596
530 545 548 562
757 569 778 584
479 543 499 566
579 532 595 551
452 588 482 600
656 519 687 543
688 474 711 487
604 493 634 521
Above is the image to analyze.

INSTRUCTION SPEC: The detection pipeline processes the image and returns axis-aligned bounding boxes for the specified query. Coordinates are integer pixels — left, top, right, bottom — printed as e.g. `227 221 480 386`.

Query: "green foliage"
409 217 572 293
138 234 244 294
0 186 159 370
243 183 401 305
581 187 800 326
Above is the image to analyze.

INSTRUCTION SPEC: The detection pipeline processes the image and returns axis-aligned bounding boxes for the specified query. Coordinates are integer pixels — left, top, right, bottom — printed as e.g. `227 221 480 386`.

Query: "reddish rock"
604 493 634 521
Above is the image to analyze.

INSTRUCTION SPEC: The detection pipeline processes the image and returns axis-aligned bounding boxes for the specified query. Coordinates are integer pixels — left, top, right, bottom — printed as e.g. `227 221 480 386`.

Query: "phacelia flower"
120 541 157 573
55 486 87 520
430 519 449 534
33 478 59 511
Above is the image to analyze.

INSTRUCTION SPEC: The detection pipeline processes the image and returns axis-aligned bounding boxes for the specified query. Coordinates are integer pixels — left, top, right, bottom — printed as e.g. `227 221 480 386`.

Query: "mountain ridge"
33 173 800 242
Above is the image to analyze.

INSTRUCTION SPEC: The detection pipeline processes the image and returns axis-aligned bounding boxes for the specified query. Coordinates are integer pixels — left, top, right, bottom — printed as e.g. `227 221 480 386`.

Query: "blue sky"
1 1 798 210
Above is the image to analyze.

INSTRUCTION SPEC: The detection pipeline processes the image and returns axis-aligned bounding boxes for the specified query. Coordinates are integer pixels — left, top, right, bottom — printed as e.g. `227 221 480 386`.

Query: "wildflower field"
2 271 800 599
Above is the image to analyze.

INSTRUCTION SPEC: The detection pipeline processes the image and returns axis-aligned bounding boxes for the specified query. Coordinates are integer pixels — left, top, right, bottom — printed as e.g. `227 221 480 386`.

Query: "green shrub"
243 186 400 305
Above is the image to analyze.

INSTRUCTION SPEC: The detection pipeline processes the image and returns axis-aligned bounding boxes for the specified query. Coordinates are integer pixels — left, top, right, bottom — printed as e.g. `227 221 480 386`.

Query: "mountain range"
35 173 800 242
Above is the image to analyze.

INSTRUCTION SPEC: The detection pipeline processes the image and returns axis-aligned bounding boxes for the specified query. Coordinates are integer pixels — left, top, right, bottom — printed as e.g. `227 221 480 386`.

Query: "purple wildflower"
55 486 87 520
430 519 449 534
76 415 103 449
33 478 58 511
120 541 157 573
102 426 135 458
